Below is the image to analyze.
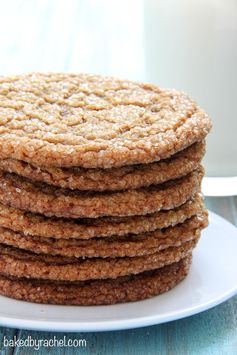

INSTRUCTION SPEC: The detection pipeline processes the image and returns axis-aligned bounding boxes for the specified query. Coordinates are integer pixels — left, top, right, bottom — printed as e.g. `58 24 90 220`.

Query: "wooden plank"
0 327 18 355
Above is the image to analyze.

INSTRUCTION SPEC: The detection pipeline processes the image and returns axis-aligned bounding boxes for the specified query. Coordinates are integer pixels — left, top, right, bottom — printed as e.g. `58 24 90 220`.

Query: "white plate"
0 211 237 332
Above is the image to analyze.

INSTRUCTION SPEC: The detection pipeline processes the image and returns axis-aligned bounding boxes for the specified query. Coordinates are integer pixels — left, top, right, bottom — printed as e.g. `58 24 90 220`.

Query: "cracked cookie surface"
0 238 197 281
0 193 204 239
0 213 207 258
0 256 191 305
0 73 211 168
0 141 205 191
0 167 203 218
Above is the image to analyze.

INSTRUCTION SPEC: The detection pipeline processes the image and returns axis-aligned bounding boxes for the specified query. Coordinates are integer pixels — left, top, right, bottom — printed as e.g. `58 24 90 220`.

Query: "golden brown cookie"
0 213 207 258
0 141 205 191
0 193 204 239
0 73 211 168
0 256 191 305
0 167 203 218
0 238 197 281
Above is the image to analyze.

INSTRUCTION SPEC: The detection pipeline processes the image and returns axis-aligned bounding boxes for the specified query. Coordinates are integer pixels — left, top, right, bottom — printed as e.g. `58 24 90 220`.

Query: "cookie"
0 238 197 281
0 141 205 191
0 167 203 218
0 73 211 169
0 213 207 258
0 192 204 239
0 256 191 305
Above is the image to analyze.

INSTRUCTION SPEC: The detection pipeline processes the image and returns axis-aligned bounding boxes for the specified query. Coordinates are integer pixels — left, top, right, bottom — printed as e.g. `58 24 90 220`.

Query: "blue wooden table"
0 1 237 353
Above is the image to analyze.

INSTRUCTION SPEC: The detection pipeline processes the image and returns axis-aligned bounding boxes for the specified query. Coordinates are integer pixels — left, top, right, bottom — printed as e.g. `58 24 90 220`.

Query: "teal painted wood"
6 298 237 355
0 327 18 355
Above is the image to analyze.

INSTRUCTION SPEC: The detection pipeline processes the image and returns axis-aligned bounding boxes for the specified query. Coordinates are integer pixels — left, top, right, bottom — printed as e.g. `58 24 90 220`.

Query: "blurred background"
0 0 236 184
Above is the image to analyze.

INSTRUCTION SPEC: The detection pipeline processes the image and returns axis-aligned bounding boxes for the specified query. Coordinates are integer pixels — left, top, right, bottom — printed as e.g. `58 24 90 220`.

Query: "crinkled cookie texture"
0 193 204 239
0 238 197 281
0 256 191 305
0 141 205 191
0 213 208 258
0 73 211 168
0 167 203 218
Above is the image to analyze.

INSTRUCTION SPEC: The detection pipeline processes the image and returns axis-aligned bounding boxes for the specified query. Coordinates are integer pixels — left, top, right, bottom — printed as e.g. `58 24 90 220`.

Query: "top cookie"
0 73 211 168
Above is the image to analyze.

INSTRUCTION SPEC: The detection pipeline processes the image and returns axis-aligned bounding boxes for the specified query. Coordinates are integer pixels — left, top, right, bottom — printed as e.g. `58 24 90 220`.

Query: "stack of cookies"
0 73 211 305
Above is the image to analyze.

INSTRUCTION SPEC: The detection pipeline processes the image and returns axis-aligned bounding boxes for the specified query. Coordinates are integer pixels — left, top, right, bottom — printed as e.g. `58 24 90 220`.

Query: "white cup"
142 0 237 195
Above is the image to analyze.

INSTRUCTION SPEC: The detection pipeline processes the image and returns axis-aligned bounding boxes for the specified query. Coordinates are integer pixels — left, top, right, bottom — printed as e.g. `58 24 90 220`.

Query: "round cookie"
0 73 212 168
0 256 191 305
0 238 197 281
0 141 205 191
0 167 203 218
0 213 207 258
0 193 204 239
